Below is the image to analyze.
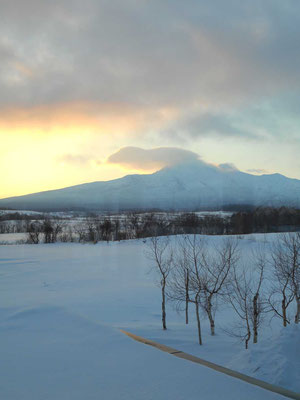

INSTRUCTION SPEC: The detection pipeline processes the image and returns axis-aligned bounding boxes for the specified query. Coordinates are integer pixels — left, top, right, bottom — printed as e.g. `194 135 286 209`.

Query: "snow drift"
227 324 300 393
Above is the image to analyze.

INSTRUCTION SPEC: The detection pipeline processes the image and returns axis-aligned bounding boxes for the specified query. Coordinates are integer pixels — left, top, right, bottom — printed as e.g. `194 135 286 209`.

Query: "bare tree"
170 236 238 339
26 221 42 244
52 221 65 242
268 238 295 326
59 226 75 242
227 251 266 348
227 263 252 349
42 219 64 243
146 236 172 330
201 238 239 336
85 218 98 242
74 222 86 242
129 213 139 238
184 235 206 345
273 233 300 324
113 219 121 241
101 218 113 242
250 247 266 344
183 254 190 325
168 238 190 324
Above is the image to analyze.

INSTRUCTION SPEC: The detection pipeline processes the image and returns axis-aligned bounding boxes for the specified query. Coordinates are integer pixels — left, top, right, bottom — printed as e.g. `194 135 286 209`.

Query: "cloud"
0 0 300 148
1 1 300 111
107 147 200 170
246 168 269 174
218 163 238 172
165 111 258 140
0 101 175 138
162 90 300 142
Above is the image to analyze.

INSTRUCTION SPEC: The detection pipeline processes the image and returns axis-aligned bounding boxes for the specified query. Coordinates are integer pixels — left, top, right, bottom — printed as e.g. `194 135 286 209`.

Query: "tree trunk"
245 320 251 349
185 297 189 325
195 299 202 345
295 296 300 324
207 296 215 336
253 293 258 344
162 283 167 330
282 297 288 327
185 270 189 325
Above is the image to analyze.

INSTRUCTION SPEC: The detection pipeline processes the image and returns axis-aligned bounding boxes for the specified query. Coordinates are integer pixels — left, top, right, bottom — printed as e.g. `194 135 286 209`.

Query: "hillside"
1 161 300 211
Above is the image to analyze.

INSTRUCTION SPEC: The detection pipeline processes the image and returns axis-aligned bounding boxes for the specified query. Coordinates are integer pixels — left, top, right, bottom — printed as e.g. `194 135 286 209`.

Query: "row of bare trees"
5 207 300 243
26 220 65 244
147 233 300 349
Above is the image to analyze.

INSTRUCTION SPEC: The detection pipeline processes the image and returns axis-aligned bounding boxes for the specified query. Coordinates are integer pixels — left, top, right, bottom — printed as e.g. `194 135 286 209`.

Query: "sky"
1 0 300 198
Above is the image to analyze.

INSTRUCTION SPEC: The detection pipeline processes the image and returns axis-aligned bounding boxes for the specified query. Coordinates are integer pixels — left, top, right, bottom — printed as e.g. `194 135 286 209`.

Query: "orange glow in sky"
1 1 300 200
0 102 176 198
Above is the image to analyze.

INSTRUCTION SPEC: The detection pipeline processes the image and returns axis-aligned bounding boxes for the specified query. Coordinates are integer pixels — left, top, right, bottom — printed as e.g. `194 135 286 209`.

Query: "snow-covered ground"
0 210 43 216
228 324 300 391
0 235 299 399
0 233 26 244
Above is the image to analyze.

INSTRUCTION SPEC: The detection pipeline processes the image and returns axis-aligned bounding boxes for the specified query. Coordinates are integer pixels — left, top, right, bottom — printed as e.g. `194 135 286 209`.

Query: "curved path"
121 329 300 400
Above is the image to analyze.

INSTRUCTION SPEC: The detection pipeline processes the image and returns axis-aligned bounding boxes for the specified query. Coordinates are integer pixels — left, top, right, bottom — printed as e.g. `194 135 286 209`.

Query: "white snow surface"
0 209 42 216
227 324 300 393
0 233 26 244
0 235 298 399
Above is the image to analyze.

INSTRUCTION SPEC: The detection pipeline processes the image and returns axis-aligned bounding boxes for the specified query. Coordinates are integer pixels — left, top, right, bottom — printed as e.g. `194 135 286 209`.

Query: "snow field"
0 235 298 399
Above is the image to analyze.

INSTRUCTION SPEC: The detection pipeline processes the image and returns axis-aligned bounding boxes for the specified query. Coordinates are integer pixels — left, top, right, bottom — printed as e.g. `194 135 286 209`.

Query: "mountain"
1 160 300 212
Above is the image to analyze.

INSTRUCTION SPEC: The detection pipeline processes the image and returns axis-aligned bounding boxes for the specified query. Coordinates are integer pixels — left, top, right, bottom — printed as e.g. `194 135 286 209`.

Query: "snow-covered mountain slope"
1 160 300 211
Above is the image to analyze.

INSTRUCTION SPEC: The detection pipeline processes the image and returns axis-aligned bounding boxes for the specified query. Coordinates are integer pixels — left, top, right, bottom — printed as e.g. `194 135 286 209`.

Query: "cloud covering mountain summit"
1 159 300 212
107 147 200 170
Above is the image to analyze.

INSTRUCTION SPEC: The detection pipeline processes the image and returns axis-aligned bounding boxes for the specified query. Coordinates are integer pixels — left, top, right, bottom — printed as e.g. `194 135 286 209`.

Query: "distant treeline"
0 212 51 221
1 206 300 242
230 207 300 234
153 207 300 236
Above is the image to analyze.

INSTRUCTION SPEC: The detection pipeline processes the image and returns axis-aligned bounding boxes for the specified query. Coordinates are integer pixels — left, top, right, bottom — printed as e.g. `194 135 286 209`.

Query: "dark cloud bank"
1 0 300 142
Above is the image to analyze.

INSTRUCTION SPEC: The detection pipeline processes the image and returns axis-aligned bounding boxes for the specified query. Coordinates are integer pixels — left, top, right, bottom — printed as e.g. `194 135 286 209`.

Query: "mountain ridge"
1 160 300 212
